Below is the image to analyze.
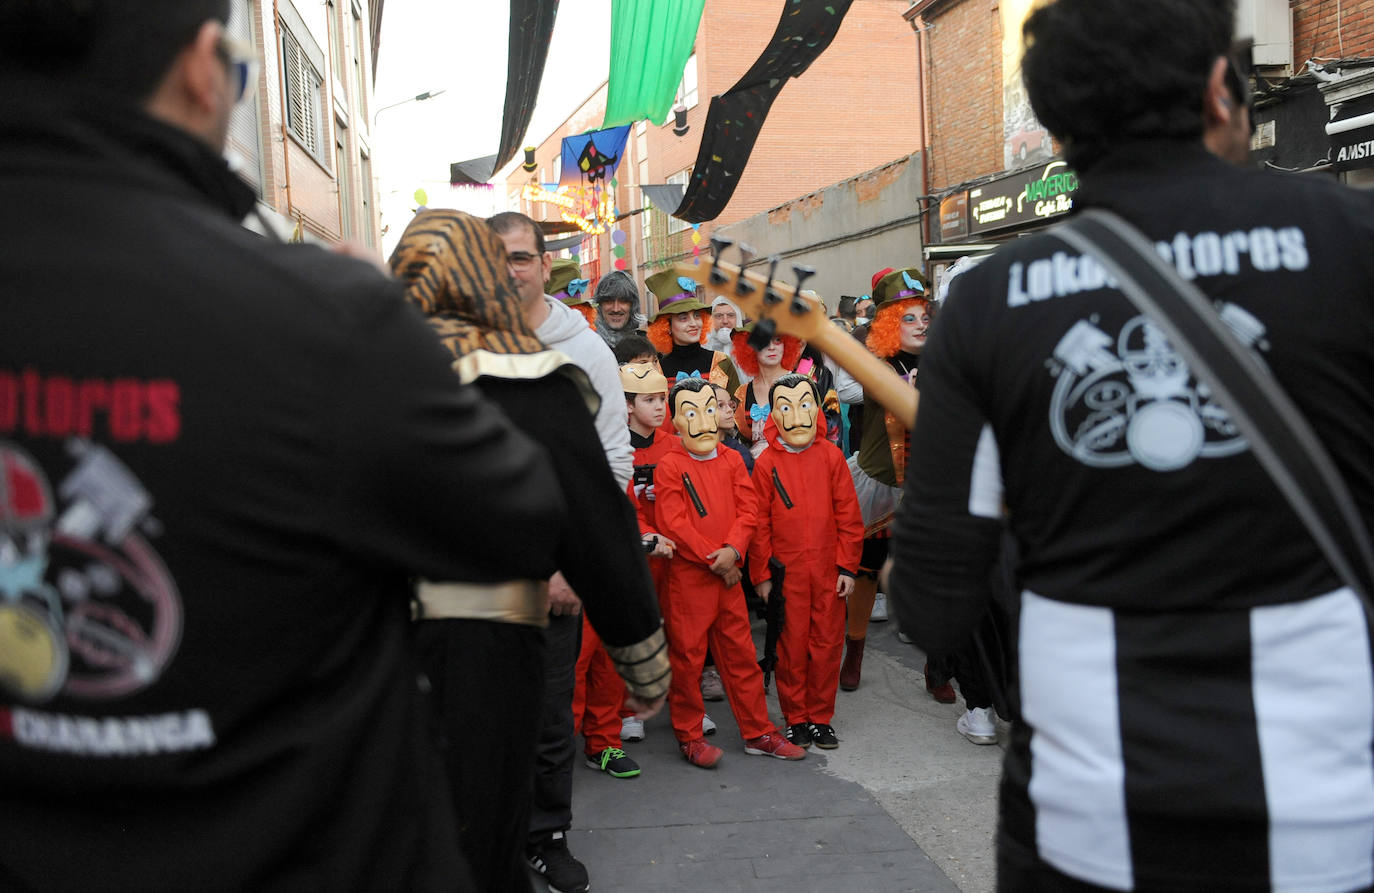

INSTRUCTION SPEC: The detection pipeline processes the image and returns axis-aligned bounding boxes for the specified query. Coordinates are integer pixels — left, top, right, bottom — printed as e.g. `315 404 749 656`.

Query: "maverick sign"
967 160 1079 236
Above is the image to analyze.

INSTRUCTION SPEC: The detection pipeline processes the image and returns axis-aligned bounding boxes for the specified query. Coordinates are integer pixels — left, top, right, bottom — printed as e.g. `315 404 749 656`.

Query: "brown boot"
839 636 866 691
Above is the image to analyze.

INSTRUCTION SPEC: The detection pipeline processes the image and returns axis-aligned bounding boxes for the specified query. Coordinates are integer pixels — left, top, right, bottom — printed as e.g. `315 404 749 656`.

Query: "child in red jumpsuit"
654 377 805 768
748 373 864 750
573 362 675 777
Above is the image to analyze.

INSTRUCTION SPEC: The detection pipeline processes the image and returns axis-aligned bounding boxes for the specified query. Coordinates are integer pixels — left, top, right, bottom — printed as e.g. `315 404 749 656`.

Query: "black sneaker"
783 722 813 748
809 722 839 749
527 832 589 893
585 746 641 778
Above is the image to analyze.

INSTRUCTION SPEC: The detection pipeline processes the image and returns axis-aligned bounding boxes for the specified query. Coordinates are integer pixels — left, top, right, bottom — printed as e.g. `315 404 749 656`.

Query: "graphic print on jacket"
1047 303 1269 472
0 438 181 707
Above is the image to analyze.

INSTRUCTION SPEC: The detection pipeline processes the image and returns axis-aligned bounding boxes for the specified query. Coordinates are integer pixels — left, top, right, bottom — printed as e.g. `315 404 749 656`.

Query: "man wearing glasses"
489 210 636 893
0 2 568 890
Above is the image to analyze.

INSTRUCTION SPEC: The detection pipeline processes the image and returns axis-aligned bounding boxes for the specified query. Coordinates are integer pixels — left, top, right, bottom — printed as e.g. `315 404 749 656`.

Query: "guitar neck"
807 325 918 430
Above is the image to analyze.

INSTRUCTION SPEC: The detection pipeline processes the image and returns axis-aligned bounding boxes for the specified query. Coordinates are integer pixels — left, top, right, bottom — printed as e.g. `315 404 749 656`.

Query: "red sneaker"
924 662 957 704
744 730 806 760
680 737 724 769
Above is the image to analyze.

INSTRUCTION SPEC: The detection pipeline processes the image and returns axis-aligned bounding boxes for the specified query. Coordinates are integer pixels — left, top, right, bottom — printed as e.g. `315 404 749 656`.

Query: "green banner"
602 0 706 128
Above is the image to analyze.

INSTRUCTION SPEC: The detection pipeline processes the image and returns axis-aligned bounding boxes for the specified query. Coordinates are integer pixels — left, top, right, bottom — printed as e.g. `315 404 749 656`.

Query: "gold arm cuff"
605 626 672 700
450 349 600 415
413 580 549 628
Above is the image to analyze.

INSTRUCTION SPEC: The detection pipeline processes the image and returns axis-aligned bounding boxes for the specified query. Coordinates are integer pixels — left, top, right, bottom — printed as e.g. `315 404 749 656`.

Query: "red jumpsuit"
655 440 773 743
574 429 675 753
749 428 864 728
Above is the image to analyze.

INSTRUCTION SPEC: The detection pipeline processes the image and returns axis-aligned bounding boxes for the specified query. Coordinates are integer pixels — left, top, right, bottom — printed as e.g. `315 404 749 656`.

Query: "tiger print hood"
388 209 545 358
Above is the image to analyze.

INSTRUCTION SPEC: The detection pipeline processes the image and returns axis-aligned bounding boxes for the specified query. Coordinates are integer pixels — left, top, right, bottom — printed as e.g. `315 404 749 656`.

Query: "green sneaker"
585 746 641 778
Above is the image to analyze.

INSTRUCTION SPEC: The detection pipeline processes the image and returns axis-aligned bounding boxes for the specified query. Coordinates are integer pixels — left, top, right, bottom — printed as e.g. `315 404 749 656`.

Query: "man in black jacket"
889 1 1374 891
0 3 567 890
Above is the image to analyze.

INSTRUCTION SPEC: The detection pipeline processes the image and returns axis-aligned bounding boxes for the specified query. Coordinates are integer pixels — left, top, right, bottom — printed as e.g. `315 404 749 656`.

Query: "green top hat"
546 258 591 307
872 267 929 306
646 269 710 320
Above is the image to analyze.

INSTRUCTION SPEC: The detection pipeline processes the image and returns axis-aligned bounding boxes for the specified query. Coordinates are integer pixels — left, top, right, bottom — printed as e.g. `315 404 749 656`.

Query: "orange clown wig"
646 310 710 355
729 330 803 378
866 297 932 359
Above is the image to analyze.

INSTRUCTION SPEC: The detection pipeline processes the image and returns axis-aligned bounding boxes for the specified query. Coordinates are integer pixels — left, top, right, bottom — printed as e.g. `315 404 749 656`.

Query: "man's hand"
835 575 854 599
756 579 773 603
721 566 742 588
548 571 582 616
707 546 738 577
623 691 667 720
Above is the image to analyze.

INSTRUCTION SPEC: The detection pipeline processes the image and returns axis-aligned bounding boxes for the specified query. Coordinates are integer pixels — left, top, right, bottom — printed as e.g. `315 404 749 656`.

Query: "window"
552 155 561 184
676 53 699 110
359 151 375 247
666 168 690 234
326 0 345 85
282 26 325 158
351 4 369 121
335 136 353 240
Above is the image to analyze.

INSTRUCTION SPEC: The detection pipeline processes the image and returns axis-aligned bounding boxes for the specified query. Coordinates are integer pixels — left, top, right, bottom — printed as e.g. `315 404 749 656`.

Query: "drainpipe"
912 14 933 256
272 0 295 223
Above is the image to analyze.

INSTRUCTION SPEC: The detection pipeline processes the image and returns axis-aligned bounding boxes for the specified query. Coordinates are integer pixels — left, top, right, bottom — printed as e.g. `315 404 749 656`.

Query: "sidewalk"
559 621 1004 893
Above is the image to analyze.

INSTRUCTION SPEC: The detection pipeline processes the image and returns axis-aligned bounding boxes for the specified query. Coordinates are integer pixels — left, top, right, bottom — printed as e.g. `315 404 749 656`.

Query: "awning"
924 243 1001 262
640 184 686 211
1327 93 1374 171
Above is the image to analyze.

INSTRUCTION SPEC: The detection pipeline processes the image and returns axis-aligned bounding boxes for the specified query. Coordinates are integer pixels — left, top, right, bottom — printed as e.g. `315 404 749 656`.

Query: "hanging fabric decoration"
671 0 854 224
538 124 630 235
602 0 707 128
493 0 561 175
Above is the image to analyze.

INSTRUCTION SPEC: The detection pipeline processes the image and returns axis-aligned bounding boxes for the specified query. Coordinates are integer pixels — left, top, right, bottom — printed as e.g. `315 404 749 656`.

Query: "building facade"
504 0 921 306
228 0 381 248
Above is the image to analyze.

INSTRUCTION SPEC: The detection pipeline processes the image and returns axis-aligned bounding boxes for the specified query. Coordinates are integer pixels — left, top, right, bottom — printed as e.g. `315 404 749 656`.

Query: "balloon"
413 188 428 206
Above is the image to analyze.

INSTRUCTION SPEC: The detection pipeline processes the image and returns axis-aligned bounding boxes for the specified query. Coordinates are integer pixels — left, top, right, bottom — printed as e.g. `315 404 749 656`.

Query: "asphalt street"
543 616 1007 893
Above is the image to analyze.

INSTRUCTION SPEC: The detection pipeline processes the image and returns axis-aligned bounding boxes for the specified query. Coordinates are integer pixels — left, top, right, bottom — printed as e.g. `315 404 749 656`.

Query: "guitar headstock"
669 238 831 350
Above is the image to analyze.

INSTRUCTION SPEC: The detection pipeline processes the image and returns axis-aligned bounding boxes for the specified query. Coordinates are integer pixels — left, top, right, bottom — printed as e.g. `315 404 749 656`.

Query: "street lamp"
373 89 447 128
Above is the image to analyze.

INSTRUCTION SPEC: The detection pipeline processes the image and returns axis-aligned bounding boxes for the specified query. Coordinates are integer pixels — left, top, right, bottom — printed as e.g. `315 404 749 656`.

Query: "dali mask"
771 380 819 449
672 384 720 455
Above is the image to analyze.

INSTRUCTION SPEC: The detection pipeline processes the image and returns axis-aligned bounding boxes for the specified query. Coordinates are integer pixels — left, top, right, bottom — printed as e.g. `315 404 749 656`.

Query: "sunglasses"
217 35 259 106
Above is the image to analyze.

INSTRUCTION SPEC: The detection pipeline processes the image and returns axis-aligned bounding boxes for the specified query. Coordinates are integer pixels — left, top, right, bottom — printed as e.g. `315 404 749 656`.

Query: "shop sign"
1328 94 1374 172
939 192 968 241
968 160 1079 236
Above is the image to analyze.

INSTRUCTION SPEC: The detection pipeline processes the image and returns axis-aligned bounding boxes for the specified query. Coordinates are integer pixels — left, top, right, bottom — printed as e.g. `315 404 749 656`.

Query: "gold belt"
413 580 548 628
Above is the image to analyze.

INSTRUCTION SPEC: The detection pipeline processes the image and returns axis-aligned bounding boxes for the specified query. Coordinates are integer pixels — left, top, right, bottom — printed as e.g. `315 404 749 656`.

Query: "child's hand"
706 546 738 576
835 575 854 599
756 579 773 603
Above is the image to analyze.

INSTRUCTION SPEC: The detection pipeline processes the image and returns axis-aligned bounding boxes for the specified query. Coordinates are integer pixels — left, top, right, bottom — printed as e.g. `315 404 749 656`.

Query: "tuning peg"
733 244 758 297
747 316 777 351
763 256 783 306
790 264 816 316
709 235 733 286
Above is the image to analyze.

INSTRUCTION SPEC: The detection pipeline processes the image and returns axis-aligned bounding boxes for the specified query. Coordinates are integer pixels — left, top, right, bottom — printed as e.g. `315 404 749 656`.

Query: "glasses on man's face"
507 252 541 270
217 35 259 106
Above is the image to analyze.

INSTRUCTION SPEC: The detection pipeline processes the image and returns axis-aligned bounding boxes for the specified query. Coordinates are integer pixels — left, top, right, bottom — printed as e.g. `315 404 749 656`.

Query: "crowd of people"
7 2 1374 893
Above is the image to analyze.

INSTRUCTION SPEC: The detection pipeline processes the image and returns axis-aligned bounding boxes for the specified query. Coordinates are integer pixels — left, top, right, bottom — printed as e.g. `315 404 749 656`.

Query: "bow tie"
674 369 704 382
749 403 771 422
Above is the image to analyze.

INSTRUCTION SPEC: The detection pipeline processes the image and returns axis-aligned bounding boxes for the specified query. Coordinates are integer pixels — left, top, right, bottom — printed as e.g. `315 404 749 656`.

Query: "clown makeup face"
672 387 719 454
757 337 785 369
669 310 704 346
712 385 738 434
770 380 818 449
628 392 668 433
711 304 738 332
899 304 932 353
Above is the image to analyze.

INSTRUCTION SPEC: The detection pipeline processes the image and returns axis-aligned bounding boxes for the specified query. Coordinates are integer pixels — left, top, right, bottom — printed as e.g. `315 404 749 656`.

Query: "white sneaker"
702 713 717 736
957 707 998 745
896 629 914 644
621 715 645 742
870 592 889 622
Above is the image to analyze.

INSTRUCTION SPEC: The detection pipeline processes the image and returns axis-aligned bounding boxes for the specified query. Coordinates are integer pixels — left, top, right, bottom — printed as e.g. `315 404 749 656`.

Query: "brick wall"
921 0 1003 191
1293 0 1374 65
